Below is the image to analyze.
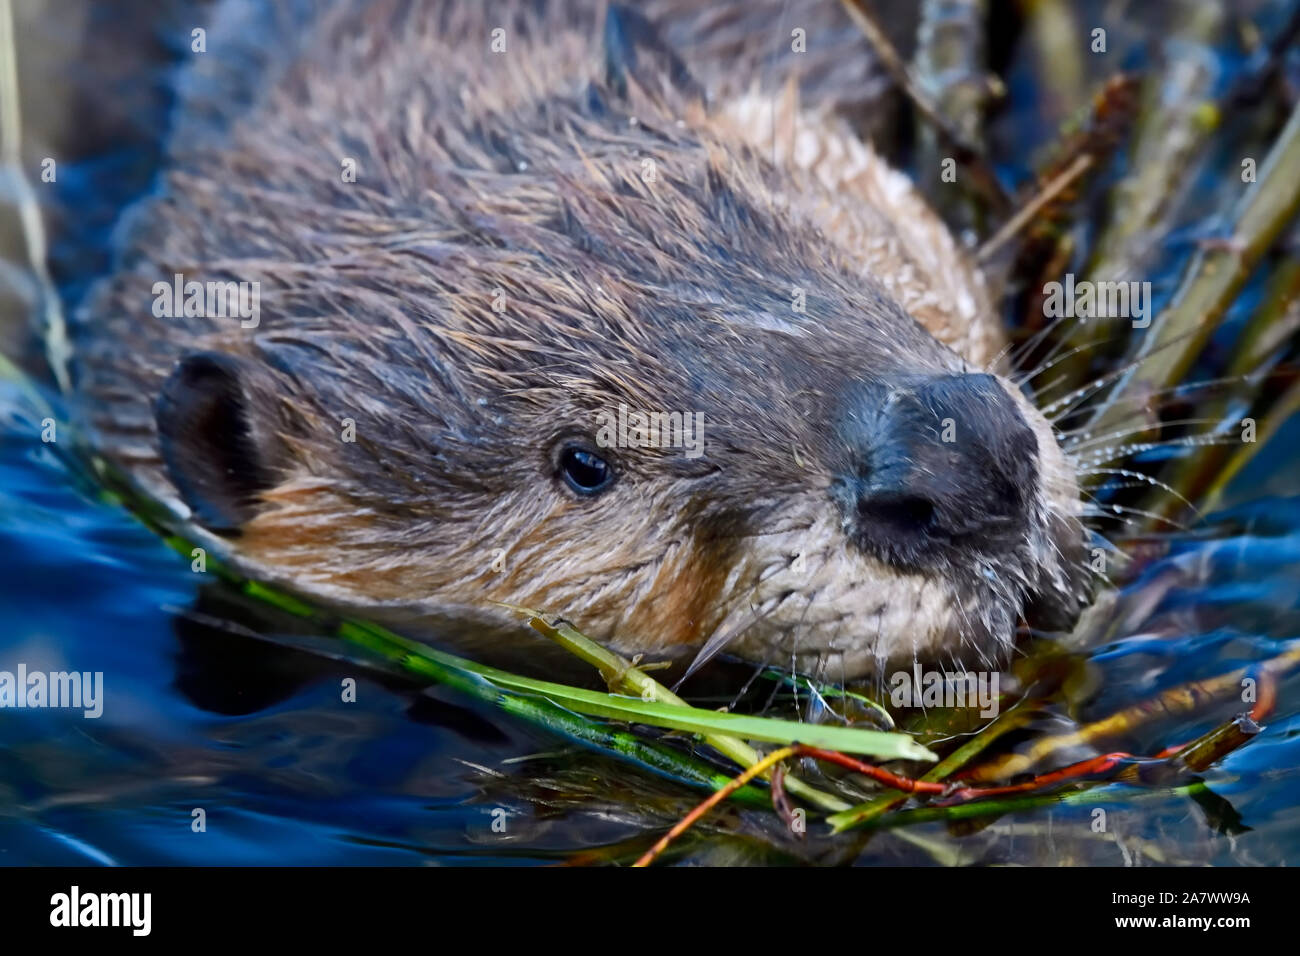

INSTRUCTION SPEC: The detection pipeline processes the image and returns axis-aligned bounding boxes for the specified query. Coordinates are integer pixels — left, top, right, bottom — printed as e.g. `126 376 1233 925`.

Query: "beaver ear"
155 352 279 534
603 4 703 103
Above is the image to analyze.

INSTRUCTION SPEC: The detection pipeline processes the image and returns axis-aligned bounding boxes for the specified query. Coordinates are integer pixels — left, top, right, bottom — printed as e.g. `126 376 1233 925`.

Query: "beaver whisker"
1071 434 1245 470
1013 333 1127 393
721 659 773 716
786 575 831 691
1040 328 1207 421
1028 373 1074 407
982 337 1021 378
867 608 887 698
1054 376 1250 430
1057 397 1247 444
1079 521 1122 554
1012 270 1192 394
1078 490 1176 522
1064 417 1228 451
1075 466 1200 512
1000 309 1101 378
952 599 995 672
819 655 855 725
1080 503 1190 532
1059 411 1227 450
677 593 775 686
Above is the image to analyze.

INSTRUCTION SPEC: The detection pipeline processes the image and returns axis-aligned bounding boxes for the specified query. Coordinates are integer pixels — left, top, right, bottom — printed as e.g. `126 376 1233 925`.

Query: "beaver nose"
830 374 1039 570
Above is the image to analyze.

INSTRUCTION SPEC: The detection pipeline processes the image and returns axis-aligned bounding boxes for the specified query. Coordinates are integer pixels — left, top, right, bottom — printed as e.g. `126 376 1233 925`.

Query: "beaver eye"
559 444 614 496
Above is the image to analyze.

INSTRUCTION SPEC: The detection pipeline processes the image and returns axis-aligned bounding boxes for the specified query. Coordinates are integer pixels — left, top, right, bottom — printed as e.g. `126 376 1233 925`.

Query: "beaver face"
76 1 1090 679
142 240 1087 679
481 351 1087 678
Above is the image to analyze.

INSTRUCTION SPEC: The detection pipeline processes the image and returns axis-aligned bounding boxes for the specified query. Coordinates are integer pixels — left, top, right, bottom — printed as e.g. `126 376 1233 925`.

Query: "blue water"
2 376 1299 866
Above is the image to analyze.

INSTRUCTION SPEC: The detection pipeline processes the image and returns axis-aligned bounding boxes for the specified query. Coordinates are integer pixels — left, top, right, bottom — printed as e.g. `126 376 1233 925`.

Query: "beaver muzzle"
830 373 1040 575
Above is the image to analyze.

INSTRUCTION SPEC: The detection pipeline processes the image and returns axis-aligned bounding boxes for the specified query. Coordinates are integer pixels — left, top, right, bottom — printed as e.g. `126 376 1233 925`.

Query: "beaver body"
71 0 1088 678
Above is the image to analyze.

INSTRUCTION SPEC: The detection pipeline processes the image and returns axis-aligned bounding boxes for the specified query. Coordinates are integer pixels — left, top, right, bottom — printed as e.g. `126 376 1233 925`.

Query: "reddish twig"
940 752 1141 803
636 703 1270 864
799 746 949 795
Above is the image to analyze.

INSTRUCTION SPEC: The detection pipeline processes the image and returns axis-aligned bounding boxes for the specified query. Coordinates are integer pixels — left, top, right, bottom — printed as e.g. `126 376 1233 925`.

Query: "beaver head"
78 2 1090 678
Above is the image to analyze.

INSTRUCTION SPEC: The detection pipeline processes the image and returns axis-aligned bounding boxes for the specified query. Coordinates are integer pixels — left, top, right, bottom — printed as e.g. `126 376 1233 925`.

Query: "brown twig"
637 705 1268 859
913 0 999 230
1052 1 1228 386
985 74 1140 277
978 153 1093 265
839 0 1010 213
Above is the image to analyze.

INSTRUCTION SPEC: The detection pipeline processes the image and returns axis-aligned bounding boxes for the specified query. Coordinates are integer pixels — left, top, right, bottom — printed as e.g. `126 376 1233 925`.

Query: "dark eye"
559 444 614 495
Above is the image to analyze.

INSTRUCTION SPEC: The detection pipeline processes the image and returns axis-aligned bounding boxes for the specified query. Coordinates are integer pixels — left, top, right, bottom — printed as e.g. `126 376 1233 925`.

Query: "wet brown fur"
71 0 1088 678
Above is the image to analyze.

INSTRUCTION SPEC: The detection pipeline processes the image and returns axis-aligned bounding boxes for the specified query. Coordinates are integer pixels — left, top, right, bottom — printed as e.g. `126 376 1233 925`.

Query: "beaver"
68 0 1089 680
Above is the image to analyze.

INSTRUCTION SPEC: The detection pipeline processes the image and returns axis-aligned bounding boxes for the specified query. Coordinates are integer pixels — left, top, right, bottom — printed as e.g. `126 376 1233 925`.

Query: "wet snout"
830 373 1039 571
